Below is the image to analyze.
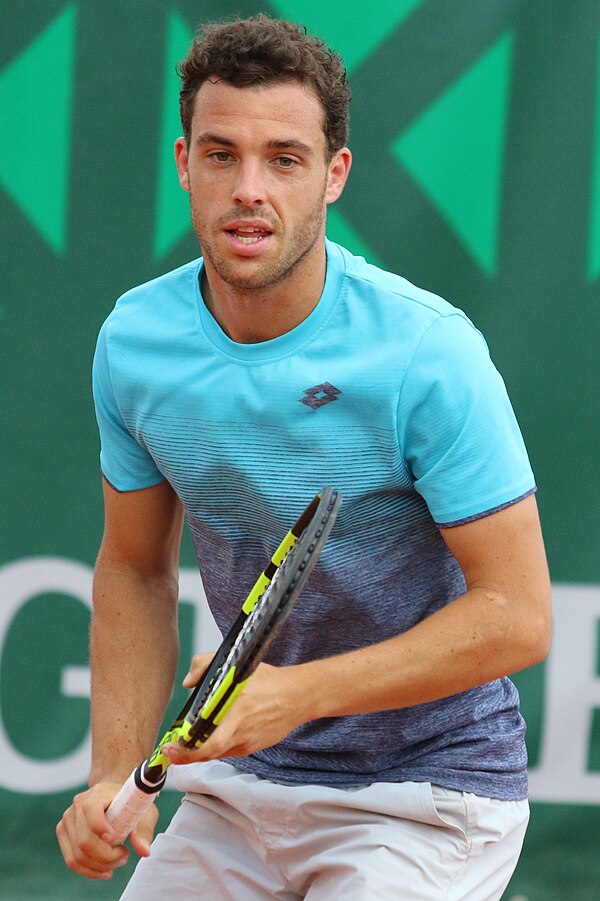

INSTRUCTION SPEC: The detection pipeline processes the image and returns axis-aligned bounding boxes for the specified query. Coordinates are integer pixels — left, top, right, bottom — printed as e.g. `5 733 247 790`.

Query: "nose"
232 160 266 207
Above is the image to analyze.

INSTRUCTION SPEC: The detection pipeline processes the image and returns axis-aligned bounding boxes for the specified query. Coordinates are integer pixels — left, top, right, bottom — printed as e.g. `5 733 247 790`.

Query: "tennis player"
57 15 552 899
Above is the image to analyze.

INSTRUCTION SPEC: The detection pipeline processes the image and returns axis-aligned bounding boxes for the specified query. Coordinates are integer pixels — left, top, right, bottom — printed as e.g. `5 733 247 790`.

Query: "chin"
215 259 286 291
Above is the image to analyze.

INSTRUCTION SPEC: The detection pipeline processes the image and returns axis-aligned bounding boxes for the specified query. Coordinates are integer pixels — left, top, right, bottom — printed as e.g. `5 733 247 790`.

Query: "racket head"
181 486 341 746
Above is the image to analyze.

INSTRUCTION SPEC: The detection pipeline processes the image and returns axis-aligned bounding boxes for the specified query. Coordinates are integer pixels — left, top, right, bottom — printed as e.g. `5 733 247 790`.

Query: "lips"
223 220 274 254
225 220 272 236
229 228 269 244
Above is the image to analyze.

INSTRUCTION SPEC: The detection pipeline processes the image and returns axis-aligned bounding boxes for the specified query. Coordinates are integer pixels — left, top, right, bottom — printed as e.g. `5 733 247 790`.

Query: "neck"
201 241 327 344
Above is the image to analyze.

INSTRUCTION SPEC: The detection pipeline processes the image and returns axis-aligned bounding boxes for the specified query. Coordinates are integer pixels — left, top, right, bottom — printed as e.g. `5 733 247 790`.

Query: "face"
175 79 351 293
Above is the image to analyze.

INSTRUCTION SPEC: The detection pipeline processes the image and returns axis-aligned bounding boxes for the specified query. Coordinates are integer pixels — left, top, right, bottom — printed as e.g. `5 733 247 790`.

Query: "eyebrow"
194 132 236 147
265 139 314 155
194 133 314 155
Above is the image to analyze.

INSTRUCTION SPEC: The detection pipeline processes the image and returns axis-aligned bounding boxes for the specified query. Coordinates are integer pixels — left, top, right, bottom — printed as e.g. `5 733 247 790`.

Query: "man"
57 15 552 899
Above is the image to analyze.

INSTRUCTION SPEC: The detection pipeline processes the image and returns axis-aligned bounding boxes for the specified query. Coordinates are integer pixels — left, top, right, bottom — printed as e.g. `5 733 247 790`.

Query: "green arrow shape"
0 5 77 254
153 5 417 260
153 11 194 260
270 0 424 74
326 206 383 268
392 31 514 276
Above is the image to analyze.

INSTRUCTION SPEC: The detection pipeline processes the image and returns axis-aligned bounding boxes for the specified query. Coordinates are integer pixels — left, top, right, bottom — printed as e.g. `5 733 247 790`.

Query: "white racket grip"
106 769 159 844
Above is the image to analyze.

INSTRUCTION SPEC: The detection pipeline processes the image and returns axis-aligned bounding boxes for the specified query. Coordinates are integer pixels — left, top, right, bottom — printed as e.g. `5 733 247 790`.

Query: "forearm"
165 498 551 766
295 499 552 723
166 575 552 767
294 583 550 722
88 553 180 786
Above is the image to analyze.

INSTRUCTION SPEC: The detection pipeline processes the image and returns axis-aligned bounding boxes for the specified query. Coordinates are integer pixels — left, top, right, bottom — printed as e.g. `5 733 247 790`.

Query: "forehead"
190 79 327 148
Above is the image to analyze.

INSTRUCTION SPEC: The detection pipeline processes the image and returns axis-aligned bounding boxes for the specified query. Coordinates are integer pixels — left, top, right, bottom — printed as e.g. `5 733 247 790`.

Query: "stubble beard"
189 184 328 292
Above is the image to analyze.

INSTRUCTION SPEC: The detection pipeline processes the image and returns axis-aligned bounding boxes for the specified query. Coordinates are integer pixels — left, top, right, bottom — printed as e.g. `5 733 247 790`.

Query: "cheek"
188 162 228 190
189 174 226 212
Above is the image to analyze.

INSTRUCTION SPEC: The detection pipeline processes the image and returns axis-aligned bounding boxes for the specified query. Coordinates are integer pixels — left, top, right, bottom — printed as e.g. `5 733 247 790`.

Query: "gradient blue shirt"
93 240 535 799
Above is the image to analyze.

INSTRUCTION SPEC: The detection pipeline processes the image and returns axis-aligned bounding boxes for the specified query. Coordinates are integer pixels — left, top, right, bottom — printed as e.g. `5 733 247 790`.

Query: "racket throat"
136 760 168 795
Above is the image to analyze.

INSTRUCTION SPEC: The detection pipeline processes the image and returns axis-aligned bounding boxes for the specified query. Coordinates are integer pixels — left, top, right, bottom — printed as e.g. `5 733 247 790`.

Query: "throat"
201 274 319 344
199 240 326 343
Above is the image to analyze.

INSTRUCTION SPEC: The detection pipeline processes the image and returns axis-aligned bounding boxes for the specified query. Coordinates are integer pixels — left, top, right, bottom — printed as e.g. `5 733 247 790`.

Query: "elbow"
517 594 553 669
524 625 551 668
531 614 552 665
486 585 553 672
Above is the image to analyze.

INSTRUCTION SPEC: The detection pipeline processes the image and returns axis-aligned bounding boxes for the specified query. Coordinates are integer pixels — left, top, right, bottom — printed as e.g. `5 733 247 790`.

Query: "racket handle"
105 767 161 844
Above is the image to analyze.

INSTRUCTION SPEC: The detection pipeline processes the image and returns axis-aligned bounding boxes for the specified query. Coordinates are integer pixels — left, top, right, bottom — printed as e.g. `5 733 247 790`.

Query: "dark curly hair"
178 15 351 158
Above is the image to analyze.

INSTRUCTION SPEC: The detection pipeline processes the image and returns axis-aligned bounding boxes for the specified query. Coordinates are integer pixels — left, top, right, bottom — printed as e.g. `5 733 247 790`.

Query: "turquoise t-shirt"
93 240 535 799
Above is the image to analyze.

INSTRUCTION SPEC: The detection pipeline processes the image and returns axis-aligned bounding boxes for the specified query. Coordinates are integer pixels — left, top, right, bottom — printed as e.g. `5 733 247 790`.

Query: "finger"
71 864 115 880
57 787 132 877
183 652 214 687
87 797 118 845
162 721 237 763
161 736 225 763
182 671 196 689
129 804 158 858
57 828 116 880
72 808 129 870
57 814 128 877
67 849 128 880
73 785 121 846
161 741 204 764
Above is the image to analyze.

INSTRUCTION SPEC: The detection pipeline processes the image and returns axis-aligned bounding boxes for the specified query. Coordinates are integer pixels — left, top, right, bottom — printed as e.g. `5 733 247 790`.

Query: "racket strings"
188 542 301 729
185 492 340 741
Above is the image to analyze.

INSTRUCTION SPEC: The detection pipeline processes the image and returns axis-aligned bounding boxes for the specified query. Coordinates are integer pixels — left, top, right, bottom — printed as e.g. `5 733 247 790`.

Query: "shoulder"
327 241 488 365
102 258 202 340
329 240 480 345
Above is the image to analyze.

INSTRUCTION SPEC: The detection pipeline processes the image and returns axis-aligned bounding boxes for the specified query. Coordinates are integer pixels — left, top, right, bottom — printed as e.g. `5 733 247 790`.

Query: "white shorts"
121 761 529 900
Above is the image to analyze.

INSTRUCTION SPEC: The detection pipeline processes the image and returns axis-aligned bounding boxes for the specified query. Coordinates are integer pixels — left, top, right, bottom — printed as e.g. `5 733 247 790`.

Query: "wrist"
289 657 338 723
89 763 136 788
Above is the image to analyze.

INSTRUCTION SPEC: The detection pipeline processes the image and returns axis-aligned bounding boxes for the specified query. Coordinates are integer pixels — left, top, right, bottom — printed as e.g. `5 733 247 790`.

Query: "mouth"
223 222 274 254
227 226 270 244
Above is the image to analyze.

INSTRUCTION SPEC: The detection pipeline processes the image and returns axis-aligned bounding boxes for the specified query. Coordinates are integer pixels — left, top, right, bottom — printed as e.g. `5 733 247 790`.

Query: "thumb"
129 803 158 858
183 652 214 688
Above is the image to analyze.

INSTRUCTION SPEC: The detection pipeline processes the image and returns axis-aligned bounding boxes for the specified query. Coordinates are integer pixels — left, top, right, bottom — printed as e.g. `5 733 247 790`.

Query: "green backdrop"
2 2 599 898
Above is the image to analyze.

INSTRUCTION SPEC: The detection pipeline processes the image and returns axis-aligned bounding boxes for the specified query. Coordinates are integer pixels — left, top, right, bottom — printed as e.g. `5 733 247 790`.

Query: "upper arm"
439 495 552 656
398 315 535 525
99 477 184 579
93 319 165 492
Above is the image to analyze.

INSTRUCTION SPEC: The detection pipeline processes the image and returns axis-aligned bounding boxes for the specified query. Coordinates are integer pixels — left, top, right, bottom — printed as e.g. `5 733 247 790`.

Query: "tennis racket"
105 486 342 844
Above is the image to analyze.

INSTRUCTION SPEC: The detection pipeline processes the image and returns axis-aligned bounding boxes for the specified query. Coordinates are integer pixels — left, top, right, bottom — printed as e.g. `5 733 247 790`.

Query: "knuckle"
207 738 226 757
64 851 80 871
79 838 95 856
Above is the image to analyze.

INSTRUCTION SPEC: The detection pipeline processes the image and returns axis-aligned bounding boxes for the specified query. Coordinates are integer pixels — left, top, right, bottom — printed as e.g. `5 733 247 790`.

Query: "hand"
162 653 309 764
56 781 158 880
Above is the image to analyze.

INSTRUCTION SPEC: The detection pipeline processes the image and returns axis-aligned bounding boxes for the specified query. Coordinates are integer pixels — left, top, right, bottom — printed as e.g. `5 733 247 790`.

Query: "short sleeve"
397 314 535 525
92 321 165 492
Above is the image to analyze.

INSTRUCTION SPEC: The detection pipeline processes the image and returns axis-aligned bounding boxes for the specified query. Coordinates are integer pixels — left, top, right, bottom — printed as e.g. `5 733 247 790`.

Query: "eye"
276 156 297 169
210 151 233 163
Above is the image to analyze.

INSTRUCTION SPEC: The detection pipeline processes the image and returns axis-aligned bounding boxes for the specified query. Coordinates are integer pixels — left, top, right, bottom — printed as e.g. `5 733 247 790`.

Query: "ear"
325 148 352 204
174 137 191 192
